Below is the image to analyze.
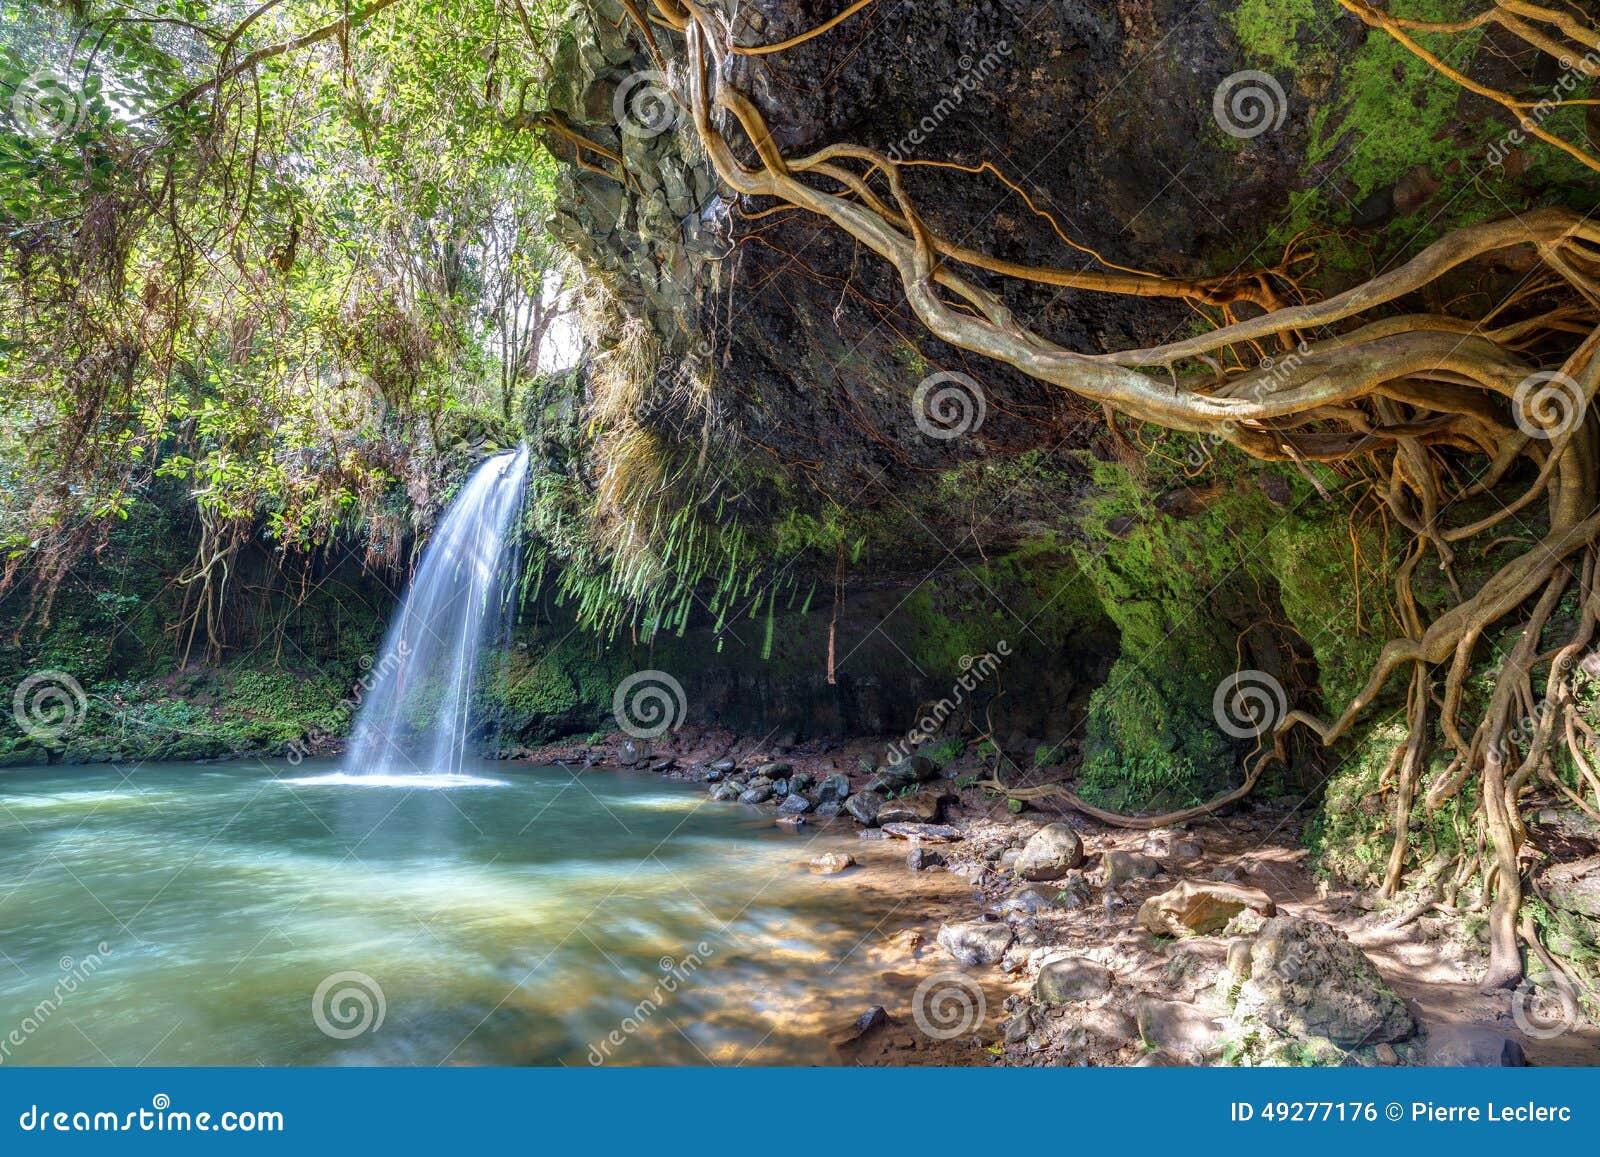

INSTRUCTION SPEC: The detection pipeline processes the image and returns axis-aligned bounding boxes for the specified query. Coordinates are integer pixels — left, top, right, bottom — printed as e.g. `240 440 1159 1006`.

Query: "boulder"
999 887 1056 916
877 790 943 824
755 761 793 778
813 800 845 819
738 785 774 805
1034 955 1114 1003
1134 997 1223 1058
809 851 855 875
1082 1007 1138 1047
1236 917 1415 1046
844 791 882 826
881 822 962 842
709 783 740 802
1423 1025 1527 1066
1014 823 1084 881
1541 856 1600 919
907 846 946 871
777 793 813 814
936 919 1015 965
816 773 851 803
709 757 736 772
1104 850 1163 888
1137 880 1276 937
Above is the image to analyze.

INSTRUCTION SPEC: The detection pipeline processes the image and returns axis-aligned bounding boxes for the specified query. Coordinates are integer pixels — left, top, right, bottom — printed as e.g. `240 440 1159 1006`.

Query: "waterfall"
293 446 529 787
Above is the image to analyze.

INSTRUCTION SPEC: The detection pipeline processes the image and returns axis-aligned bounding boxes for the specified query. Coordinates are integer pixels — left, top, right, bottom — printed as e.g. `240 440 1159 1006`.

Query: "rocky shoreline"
514 728 1599 1068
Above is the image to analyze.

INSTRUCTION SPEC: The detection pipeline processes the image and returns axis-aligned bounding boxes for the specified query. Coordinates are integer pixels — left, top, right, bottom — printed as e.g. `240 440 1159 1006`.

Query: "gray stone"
815 773 851 803
738 785 773 804
907 846 945 871
1034 955 1114 1003
881 822 962 842
1135 997 1223 1058
844 791 882 826
936 919 1015 966
777 793 812 814
809 851 855 875
1104 850 1163 888
710 783 740 802
710 758 737 772
999 887 1055 916
755 761 793 779
877 790 943 824
1542 857 1600 918
1082 1007 1138 1046
1237 916 1415 1046
1137 880 1276 937
1014 823 1084 881
812 800 845 818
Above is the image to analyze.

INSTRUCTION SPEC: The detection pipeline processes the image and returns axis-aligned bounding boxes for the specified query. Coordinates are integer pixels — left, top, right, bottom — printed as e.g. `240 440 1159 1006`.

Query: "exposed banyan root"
587 0 1600 992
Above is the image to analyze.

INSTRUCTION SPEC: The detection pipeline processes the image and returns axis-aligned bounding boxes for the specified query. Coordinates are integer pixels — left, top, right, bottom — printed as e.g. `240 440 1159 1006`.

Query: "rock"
1014 823 1084 881
1143 830 1176 859
774 815 806 830
858 829 888 841
790 771 814 792
1104 850 1162 888
1134 997 1223 1059
1237 917 1415 1046
936 919 1015 965
754 760 791 778
777 793 813 814
881 822 962 842
855 752 879 773
618 739 645 766
844 791 882 826
738 785 774 805
1034 955 1114 1004
710 783 741 802
829 1004 887 1047
1374 1043 1399 1065
1082 1007 1138 1047
869 755 938 791
877 790 943 824
703 765 729 782
1134 1048 1189 1066
815 773 851 803
1541 856 1600 918
813 800 844 818
999 887 1055 916
1055 869 1092 910
772 778 790 799
650 759 676 772
1137 880 1276 937
907 847 945 871
1173 838 1204 863
809 851 855 875
1423 1025 1526 1066
710 758 736 772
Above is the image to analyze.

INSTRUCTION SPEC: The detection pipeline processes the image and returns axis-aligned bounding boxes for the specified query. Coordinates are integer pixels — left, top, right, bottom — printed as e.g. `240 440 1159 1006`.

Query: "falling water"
299 446 529 787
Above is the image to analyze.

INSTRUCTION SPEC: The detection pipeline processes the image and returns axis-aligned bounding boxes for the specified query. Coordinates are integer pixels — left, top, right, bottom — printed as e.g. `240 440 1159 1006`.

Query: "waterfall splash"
288 446 529 788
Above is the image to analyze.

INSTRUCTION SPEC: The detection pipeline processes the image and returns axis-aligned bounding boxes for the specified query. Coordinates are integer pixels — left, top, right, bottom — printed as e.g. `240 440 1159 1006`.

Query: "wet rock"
710 757 736 772
1104 850 1162 888
877 790 943 824
709 783 741 802
937 919 1015 966
790 771 815 792
777 793 813 814
1135 997 1223 1059
650 759 676 772
739 785 774 805
702 765 729 782
813 800 845 819
1137 880 1276 937
1014 823 1084 881
844 791 883 826
1423 1025 1526 1066
1236 917 1415 1046
755 761 793 779
1034 955 1114 1004
618 739 645 766
882 822 962 842
907 846 946 871
809 851 855 875
815 773 851 803
869 755 938 791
